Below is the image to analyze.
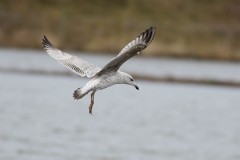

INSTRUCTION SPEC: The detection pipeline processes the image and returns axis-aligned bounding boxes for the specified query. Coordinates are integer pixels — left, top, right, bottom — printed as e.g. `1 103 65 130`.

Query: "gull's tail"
73 88 87 100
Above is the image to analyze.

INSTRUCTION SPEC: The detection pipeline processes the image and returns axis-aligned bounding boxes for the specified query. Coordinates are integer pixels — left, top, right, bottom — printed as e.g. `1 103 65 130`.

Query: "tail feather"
73 88 85 100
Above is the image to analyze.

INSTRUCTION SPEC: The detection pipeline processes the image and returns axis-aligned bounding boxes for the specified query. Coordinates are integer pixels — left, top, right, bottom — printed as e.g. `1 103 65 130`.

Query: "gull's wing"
42 36 101 78
97 26 156 75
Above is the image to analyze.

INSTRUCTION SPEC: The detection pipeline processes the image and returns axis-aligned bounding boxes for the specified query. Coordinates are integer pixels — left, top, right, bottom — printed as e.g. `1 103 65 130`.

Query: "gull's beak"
135 85 139 90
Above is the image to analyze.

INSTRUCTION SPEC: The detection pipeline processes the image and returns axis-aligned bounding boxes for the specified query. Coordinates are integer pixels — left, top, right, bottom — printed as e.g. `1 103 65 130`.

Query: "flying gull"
42 26 156 114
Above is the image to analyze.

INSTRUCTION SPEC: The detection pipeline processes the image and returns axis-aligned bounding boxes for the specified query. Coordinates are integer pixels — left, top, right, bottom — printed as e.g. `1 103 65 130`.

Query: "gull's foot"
89 91 95 115
89 102 94 115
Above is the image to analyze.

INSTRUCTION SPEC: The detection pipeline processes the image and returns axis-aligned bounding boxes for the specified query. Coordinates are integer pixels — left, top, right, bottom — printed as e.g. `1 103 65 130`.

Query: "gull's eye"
130 78 133 81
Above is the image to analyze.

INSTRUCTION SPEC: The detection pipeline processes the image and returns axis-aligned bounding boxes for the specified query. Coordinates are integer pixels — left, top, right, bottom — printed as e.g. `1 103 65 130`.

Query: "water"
0 49 240 160
2 48 240 82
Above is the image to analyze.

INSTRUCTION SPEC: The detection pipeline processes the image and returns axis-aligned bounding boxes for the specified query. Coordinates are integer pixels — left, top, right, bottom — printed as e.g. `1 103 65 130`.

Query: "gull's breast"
94 72 120 90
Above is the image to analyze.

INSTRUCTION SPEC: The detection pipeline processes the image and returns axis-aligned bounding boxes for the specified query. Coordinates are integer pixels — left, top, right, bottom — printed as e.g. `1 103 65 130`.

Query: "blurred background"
1 0 240 160
1 0 240 59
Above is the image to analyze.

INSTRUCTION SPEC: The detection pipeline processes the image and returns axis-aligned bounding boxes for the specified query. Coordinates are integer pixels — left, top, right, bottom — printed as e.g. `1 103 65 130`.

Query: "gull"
42 26 156 114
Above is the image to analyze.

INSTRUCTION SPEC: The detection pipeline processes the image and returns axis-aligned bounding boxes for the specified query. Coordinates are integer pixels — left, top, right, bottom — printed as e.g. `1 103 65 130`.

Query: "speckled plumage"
42 26 156 114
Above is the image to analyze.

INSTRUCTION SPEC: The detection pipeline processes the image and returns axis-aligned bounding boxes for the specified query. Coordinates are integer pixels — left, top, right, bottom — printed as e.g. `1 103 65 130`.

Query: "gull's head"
121 72 139 90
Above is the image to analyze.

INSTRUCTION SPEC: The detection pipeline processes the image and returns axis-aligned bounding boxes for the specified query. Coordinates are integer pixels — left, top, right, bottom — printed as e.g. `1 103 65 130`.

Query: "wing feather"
42 36 101 78
97 26 156 75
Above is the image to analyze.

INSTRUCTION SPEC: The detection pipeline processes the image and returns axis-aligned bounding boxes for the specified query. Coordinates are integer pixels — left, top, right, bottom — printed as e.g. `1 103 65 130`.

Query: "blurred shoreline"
1 48 240 88
2 67 240 88
1 0 240 60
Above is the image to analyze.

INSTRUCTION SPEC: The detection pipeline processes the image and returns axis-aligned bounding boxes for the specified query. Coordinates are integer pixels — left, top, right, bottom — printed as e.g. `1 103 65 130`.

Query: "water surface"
0 72 240 160
0 49 240 160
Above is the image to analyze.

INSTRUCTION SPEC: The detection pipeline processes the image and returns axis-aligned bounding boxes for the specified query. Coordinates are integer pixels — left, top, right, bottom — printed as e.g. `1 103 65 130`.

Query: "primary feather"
42 36 101 78
97 26 156 75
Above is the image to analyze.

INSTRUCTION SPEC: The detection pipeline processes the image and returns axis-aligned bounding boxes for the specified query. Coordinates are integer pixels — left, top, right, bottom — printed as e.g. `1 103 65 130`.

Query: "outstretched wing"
42 36 101 78
97 26 156 75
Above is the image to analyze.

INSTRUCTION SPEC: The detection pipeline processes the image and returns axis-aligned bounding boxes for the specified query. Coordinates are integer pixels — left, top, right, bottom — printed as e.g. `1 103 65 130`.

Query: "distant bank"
0 0 240 60
1 48 240 88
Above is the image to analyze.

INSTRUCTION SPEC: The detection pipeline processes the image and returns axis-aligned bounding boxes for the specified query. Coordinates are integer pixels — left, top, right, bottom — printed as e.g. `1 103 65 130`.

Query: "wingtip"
143 26 156 46
150 26 156 34
149 26 156 34
42 35 47 42
42 35 54 49
42 35 47 45
42 35 49 44
150 26 156 30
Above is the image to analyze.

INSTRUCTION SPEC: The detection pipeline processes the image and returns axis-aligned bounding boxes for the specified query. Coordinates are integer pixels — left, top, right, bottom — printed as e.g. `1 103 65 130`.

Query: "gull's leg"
89 91 96 115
